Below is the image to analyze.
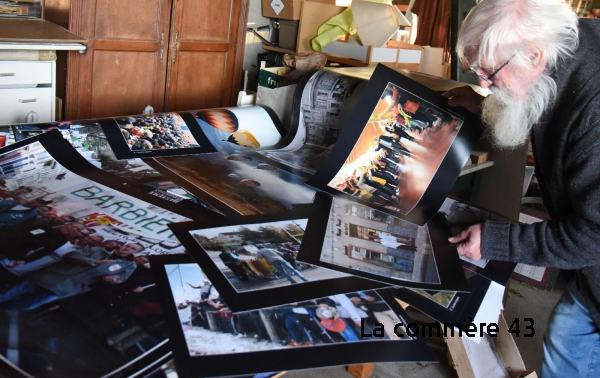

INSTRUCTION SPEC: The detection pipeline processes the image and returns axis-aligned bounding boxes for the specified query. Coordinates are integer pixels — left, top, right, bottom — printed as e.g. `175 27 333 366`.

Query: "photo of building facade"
320 197 439 283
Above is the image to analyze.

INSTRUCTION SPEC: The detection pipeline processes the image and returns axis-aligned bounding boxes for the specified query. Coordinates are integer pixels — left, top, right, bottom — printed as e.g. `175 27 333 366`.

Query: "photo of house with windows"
319 197 439 284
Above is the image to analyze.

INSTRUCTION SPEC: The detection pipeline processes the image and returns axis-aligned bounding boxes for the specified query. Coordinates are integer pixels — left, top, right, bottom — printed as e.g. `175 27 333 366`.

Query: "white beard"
481 74 556 148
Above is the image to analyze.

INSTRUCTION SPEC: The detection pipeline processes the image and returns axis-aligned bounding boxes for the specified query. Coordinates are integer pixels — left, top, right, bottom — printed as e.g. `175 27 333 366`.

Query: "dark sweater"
481 19 600 328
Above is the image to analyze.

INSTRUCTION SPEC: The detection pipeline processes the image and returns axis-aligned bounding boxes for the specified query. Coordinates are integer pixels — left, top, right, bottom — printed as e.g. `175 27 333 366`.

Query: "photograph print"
251 69 366 178
169 212 387 312
117 113 198 151
326 82 461 214
188 219 349 292
307 64 482 225
99 112 216 159
192 105 285 153
152 254 435 378
149 151 316 216
298 193 468 291
0 132 199 378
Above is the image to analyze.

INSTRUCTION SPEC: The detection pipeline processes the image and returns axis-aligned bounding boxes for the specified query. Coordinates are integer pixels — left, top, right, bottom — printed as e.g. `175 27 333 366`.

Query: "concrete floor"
282 275 567 378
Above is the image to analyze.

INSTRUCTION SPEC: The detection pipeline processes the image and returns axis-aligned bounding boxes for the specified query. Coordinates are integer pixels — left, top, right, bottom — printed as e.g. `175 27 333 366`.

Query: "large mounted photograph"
168 211 388 312
0 131 206 378
297 193 468 291
307 64 482 225
148 151 316 216
10 119 222 209
151 254 436 378
249 70 366 178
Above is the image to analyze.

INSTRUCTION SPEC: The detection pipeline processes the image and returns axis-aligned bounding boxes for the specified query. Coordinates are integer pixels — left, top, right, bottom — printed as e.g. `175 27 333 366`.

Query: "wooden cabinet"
65 0 248 119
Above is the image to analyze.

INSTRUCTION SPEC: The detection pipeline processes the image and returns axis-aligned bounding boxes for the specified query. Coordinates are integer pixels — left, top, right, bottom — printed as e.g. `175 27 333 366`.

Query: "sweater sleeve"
481 98 600 268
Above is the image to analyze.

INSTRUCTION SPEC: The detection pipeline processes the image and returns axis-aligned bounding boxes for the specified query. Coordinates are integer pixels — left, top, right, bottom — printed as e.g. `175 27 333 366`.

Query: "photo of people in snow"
166 263 409 358
116 113 200 151
327 83 463 215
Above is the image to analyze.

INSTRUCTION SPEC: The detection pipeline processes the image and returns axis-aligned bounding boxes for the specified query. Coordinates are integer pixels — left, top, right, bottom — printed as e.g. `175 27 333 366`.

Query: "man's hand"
443 86 484 115
448 224 483 260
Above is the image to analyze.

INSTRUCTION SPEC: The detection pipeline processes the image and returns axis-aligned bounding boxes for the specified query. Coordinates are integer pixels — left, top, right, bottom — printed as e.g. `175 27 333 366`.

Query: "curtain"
411 0 452 63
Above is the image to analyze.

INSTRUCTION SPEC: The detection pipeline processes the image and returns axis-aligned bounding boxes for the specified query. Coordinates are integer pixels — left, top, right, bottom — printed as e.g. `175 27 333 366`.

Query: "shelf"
262 44 370 67
459 160 494 176
262 45 296 55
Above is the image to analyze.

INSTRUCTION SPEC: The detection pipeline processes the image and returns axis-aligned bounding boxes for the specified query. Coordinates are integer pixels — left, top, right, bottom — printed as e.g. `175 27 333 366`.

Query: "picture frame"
168 209 389 312
306 64 483 226
150 254 437 378
297 193 469 292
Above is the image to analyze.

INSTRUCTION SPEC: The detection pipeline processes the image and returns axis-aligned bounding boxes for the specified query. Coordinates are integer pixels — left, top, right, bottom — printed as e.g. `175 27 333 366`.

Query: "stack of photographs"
0 63 513 376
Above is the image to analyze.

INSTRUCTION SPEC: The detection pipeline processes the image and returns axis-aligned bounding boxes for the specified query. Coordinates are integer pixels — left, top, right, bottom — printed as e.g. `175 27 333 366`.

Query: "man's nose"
478 77 492 88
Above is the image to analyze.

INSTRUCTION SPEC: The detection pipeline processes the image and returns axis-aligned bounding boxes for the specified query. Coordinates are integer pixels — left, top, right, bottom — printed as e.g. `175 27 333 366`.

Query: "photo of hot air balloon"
193 106 284 153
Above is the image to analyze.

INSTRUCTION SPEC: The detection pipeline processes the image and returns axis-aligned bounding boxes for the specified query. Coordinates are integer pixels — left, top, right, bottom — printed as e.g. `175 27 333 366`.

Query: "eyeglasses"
467 55 515 84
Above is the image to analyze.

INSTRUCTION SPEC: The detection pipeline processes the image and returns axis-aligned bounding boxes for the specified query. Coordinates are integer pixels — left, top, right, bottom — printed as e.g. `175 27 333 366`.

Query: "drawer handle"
0 72 15 77
18 98 37 103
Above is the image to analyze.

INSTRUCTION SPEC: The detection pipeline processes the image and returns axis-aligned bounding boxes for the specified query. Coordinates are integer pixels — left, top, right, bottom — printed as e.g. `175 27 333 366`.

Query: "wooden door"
164 0 249 111
66 0 172 119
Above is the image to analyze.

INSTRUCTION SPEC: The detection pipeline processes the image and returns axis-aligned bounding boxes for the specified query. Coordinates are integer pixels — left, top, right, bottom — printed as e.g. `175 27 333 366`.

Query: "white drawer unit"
0 61 52 87
0 60 56 125
0 87 53 124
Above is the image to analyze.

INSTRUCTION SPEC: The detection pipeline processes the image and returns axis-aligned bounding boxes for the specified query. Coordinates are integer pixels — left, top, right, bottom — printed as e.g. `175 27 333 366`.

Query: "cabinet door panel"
90 51 160 117
179 1 232 42
167 51 226 111
66 0 171 119
94 0 162 41
165 0 248 111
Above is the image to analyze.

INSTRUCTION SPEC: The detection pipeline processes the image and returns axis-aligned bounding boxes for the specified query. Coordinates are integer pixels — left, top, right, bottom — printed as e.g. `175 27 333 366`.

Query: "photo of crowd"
166 263 409 357
116 113 199 151
0 141 190 376
190 220 348 293
13 120 165 183
327 83 463 214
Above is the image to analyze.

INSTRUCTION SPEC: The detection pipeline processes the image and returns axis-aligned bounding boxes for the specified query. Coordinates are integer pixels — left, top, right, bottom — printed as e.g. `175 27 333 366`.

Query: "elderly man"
444 1 599 377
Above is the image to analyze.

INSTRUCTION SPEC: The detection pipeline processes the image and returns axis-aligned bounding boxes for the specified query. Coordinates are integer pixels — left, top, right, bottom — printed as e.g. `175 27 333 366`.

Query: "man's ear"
528 46 546 74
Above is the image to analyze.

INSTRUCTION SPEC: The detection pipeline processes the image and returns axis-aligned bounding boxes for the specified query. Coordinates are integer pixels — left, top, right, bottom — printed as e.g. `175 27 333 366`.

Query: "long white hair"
457 0 578 72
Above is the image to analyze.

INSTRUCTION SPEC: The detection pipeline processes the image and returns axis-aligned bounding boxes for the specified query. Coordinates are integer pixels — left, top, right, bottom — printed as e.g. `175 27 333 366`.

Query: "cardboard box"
296 1 347 54
258 67 290 89
278 19 299 51
444 313 538 378
262 0 303 20
470 150 489 165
